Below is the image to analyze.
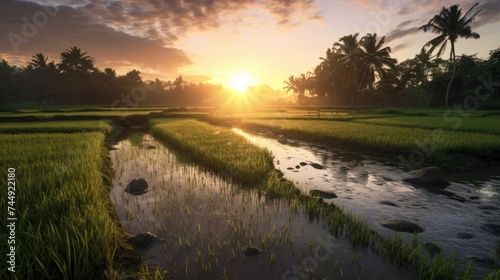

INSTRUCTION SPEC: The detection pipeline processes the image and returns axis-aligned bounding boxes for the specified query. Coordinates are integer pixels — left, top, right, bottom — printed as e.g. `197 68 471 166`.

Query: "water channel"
109 133 415 279
233 128 500 278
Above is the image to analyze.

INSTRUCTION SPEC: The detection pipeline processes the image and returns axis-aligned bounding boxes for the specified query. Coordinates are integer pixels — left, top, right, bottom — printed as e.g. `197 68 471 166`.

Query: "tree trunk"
445 42 456 108
349 69 355 106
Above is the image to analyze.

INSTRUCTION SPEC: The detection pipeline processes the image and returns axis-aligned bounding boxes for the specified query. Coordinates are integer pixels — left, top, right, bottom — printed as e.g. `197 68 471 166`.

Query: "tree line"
1 3 498 109
0 46 233 108
283 3 499 108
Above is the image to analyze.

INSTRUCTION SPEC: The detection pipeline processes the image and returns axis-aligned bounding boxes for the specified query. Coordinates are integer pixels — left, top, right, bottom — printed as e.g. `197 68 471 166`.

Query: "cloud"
385 27 419 43
1 0 321 76
0 0 191 74
395 0 500 29
391 42 410 53
20 0 322 42
475 0 500 28
395 19 416 29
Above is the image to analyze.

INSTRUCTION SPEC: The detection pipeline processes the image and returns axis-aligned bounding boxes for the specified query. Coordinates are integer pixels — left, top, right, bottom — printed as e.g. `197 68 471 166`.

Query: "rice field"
0 132 138 279
0 120 113 134
237 118 500 172
151 119 275 186
353 116 500 135
2 107 499 279
148 118 498 279
110 134 420 279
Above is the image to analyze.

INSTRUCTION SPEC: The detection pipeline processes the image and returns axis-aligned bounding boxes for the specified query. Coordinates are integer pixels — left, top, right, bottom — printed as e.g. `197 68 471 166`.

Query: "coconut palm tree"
59 46 95 74
358 33 397 91
419 3 481 107
30 53 48 70
414 48 433 84
333 33 363 105
283 75 300 105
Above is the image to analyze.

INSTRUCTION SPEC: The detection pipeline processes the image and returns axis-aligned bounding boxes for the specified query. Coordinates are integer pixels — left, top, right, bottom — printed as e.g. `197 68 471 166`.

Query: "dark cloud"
385 27 419 43
395 19 416 29
392 42 410 53
475 0 500 28
0 0 191 74
1 0 320 76
21 0 321 42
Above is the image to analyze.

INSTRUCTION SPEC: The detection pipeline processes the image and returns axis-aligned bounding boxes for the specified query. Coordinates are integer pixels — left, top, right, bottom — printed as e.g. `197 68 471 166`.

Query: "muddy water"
109 134 415 279
234 129 500 278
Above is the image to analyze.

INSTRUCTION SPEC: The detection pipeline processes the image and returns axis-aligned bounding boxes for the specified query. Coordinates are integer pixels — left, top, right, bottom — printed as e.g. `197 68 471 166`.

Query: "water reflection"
109 134 413 279
234 128 500 277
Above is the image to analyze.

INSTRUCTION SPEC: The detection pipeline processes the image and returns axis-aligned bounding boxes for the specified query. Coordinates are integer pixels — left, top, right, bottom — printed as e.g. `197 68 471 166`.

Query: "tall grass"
0 133 137 279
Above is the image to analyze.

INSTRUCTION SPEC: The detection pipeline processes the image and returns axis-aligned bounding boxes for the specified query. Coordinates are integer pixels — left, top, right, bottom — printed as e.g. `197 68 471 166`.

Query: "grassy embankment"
150 118 499 279
0 121 144 279
202 109 500 173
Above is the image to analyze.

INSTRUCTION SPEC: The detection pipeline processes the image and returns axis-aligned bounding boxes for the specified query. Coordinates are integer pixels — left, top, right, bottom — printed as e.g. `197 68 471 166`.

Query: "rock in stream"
125 178 149 195
403 167 450 189
378 219 424 233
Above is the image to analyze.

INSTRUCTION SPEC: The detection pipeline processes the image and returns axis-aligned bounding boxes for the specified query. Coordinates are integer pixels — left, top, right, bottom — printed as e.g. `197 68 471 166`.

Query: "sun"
228 72 254 93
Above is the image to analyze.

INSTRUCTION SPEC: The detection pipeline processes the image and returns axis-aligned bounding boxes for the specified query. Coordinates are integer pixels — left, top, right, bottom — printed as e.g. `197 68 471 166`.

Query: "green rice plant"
239 119 500 172
0 108 163 119
0 120 113 134
151 119 274 186
148 117 482 279
354 116 500 135
0 133 139 279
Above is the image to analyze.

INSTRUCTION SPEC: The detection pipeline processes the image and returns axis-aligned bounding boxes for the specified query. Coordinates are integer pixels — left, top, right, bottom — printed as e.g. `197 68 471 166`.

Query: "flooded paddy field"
110 134 415 279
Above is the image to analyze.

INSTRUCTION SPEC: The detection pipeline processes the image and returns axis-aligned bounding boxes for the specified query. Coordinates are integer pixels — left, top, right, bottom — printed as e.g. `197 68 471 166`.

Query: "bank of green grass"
0 133 138 279
149 118 496 279
0 120 113 134
354 116 500 135
151 119 274 186
238 119 500 173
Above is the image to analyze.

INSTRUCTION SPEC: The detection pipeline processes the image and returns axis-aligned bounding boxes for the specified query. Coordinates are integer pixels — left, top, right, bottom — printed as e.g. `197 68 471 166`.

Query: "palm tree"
173 76 187 91
283 75 300 105
30 53 48 70
358 33 397 92
59 46 95 74
333 33 363 106
298 72 315 96
419 3 481 107
414 48 433 84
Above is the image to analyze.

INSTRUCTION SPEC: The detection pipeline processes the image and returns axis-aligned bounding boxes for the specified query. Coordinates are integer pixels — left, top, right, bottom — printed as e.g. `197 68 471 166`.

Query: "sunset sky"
1 0 499 91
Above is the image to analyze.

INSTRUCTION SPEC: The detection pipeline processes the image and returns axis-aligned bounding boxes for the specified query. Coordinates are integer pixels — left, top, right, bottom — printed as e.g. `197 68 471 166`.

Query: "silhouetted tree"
358 33 397 105
283 75 300 104
58 46 95 74
333 33 363 105
420 3 481 107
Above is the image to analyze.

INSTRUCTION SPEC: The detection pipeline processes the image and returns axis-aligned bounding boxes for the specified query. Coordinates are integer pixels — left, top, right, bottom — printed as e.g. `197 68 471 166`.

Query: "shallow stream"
109 134 415 279
234 128 500 278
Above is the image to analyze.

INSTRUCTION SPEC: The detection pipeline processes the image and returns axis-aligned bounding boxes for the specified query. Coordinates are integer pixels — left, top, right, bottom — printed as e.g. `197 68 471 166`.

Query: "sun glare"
228 72 254 93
